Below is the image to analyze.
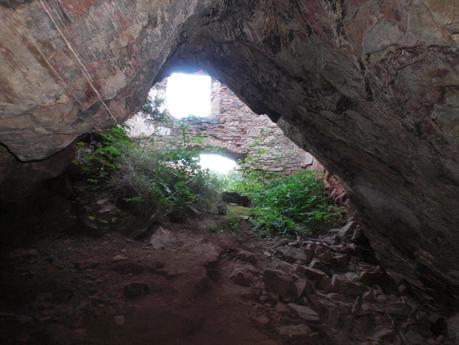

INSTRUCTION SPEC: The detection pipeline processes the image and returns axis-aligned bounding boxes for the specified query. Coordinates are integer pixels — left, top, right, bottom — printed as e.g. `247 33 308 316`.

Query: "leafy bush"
142 96 168 123
113 144 219 221
75 126 220 222
75 126 131 184
225 170 342 236
74 123 341 235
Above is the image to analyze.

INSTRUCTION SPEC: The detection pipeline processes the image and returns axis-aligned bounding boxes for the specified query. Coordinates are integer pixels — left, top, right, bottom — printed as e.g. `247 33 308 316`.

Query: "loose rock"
230 268 253 287
263 269 302 300
112 255 127 262
288 303 320 323
150 227 177 250
275 246 308 263
277 324 312 339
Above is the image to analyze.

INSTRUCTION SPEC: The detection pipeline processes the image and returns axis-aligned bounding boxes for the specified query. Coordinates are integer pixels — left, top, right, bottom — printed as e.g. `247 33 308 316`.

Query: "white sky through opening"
166 73 212 119
199 153 239 175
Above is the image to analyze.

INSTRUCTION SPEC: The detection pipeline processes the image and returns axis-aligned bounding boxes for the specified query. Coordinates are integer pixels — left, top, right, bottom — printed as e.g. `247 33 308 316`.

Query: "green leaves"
111 144 219 221
225 170 342 236
75 124 220 222
142 96 168 123
75 126 131 184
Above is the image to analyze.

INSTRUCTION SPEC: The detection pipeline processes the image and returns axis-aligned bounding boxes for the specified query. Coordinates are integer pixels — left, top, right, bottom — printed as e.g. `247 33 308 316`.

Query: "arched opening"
199 153 238 174
0 1 457 343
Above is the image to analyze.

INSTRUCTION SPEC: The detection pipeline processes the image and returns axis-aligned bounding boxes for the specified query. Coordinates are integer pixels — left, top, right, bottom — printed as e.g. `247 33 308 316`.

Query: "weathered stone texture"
0 143 75 206
0 1 458 304
0 0 210 159
204 80 313 171
129 78 313 172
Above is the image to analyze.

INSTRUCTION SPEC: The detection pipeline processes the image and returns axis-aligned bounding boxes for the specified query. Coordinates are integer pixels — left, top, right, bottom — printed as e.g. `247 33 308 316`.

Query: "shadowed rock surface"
0 1 458 305
0 217 456 344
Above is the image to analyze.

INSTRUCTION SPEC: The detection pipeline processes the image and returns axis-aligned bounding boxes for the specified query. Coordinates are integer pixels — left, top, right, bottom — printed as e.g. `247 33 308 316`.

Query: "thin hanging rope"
38 0 119 126
9 9 102 133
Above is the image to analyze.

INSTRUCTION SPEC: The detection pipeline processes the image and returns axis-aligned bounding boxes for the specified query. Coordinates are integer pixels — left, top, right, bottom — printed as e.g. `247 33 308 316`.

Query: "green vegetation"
75 126 131 184
224 205 254 232
75 96 342 235
142 95 168 123
75 125 220 223
112 144 220 221
221 169 343 236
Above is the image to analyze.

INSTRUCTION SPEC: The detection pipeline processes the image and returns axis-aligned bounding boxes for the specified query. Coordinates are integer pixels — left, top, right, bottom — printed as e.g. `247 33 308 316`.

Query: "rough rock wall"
0 1 458 304
0 144 75 206
165 1 459 305
0 0 213 160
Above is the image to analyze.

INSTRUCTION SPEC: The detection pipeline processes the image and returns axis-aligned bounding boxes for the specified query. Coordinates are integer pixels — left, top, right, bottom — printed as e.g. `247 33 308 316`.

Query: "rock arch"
0 0 458 304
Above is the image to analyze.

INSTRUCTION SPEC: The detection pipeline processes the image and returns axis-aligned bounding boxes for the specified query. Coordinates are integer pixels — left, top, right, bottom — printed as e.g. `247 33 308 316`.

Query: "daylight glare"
166 73 212 119
199 153 239 175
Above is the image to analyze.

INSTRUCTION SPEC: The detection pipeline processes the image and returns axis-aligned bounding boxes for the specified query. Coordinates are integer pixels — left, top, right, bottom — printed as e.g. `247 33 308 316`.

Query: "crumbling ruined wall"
182 80 314 172
206 80 314 172
127 77 313 172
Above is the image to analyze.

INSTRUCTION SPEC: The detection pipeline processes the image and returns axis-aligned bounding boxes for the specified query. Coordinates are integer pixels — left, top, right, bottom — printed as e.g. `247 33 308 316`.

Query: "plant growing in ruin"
74 126 131 184
74 125 220 222
224 169 343 236
142 95 168 123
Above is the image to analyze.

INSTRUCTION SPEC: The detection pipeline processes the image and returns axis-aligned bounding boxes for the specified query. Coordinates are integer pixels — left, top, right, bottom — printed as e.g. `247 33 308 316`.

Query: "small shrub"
142 96 168 123
75 126 220 222
75 126 131 184
225 169 343 236
111 143 220 221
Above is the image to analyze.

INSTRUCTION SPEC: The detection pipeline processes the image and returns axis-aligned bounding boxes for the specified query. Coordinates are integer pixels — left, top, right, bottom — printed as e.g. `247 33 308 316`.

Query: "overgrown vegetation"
75 124 220 223
75 126 131 184
112 144 220 221
221 169 343 236
75 96 342 236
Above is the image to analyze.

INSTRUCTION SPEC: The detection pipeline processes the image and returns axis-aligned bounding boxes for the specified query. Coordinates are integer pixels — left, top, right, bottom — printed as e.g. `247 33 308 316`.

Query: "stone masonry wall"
208 80 314 172
128 77 314 172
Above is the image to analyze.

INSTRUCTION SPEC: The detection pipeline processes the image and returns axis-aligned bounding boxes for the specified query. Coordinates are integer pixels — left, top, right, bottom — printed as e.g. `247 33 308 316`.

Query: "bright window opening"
166 73 212 119
199 153 238 175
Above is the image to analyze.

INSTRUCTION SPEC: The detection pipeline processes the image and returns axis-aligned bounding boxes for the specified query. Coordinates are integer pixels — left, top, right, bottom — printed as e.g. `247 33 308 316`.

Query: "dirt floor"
0 213 457 345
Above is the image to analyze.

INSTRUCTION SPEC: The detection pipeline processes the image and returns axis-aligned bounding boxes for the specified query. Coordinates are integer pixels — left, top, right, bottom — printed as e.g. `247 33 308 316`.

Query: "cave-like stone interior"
0 0 458 306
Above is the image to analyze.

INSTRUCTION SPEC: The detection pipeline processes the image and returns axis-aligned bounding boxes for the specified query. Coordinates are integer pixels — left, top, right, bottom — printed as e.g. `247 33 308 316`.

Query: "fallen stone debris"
0 219 456 345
